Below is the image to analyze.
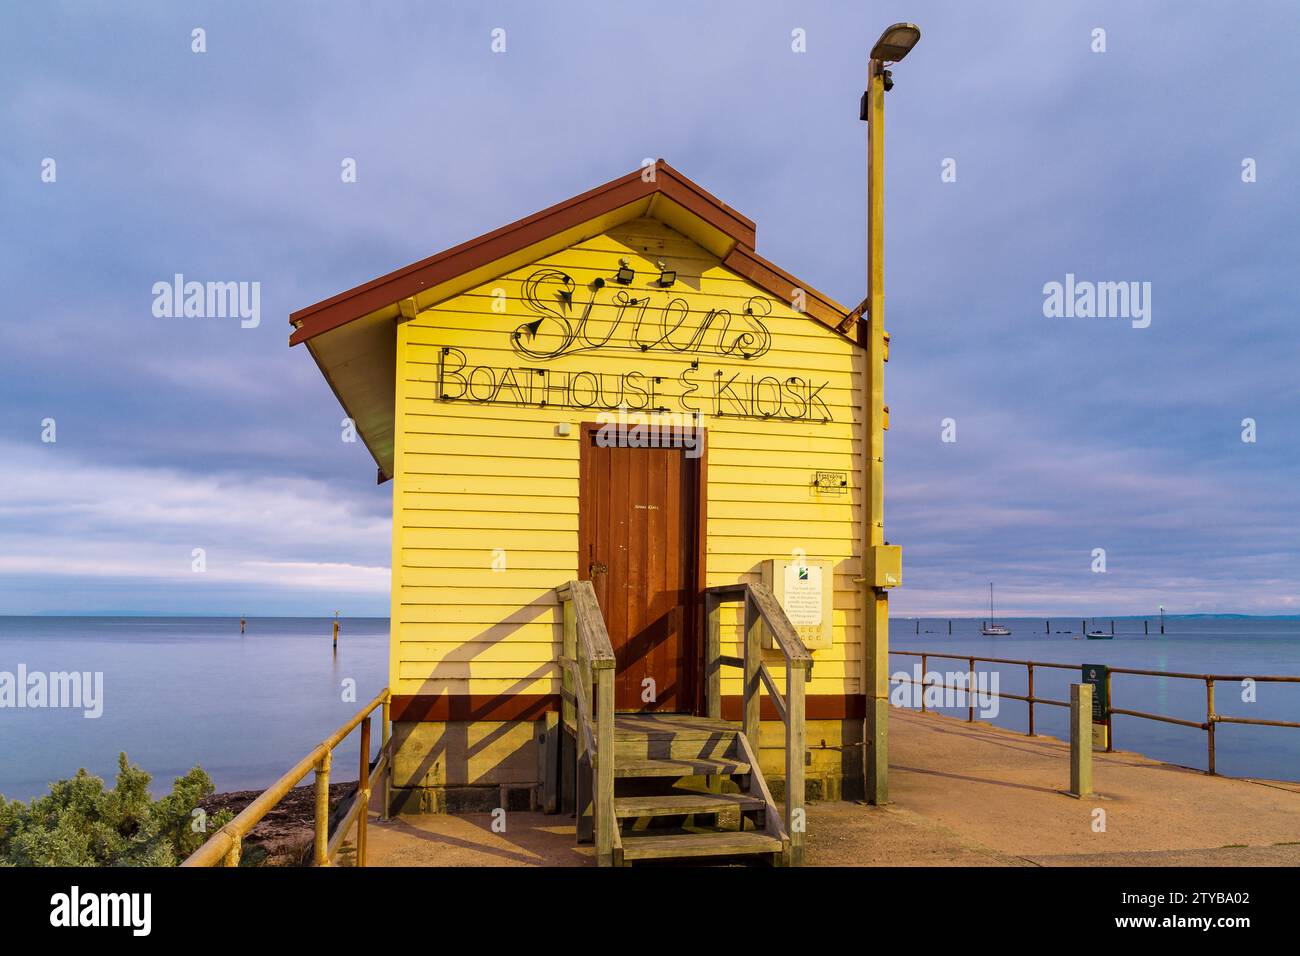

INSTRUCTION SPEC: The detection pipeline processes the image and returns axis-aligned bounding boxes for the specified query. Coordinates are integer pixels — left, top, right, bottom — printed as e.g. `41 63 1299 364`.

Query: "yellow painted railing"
182 689 391 867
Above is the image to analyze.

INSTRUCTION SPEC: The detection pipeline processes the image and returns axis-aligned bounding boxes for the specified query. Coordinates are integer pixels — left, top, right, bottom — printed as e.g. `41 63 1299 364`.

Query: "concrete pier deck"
361 709 1300 866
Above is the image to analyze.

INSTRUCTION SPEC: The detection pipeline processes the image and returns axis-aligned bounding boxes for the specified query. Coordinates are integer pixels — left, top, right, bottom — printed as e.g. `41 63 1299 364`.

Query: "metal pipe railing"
889 650 1300 776
183 688 390 867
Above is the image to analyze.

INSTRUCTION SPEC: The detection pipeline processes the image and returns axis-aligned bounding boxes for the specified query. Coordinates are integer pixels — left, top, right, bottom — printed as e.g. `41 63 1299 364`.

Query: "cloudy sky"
1 1 1297 616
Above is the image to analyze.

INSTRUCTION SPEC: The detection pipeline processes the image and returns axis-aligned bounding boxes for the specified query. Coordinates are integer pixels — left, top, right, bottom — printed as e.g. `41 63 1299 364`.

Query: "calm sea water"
1 615 1297 802
892 617 1300 782
0 617 387 802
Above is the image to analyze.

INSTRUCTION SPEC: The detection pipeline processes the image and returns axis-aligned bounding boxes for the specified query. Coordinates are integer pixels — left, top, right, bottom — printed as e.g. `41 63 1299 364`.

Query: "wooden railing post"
313 750 331 866
595 661 615 867
357 714 371 867
743 592 762 747
703 583 811 866
561 592 577 815
786 660 807 867
575 657 592 844
705 591 721 720
380 697 391 822
561 594 577 730
920 653 927 713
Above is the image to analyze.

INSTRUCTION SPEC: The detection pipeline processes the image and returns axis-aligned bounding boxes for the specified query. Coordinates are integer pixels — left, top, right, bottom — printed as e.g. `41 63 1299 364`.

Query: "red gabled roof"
289 159 859 347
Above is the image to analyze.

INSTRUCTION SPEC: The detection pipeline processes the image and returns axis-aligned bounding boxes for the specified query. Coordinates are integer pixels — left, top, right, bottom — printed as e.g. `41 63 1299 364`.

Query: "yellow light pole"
862 22 920 805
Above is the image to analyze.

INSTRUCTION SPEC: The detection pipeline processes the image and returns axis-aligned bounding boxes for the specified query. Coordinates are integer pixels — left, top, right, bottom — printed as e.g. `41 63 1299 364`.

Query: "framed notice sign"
761 558 834 650
1082 663 1110 749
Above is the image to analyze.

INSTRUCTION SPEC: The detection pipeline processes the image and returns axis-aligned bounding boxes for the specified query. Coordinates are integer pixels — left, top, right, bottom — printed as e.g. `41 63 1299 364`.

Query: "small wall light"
656 260 676 287
615 258 635 285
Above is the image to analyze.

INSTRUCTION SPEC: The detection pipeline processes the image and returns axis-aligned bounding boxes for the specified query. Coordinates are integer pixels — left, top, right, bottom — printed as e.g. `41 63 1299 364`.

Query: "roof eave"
289 160 757 347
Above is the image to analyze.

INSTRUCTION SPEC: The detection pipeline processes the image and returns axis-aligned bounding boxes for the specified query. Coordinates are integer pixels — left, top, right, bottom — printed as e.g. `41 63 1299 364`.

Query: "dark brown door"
579 428 700 712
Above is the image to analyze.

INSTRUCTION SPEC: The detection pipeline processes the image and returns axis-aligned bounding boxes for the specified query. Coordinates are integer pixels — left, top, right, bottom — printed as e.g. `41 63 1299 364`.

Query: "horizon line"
4 611 1299 621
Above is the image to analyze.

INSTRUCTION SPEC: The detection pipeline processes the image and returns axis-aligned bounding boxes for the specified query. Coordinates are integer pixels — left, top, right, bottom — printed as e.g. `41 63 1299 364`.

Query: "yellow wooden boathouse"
290 161 899 865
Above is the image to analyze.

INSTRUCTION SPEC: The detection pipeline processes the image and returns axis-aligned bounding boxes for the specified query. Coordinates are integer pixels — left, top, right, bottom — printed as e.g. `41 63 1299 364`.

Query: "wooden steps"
553 581 806 867
614 714 738 760
614 715 738 739
619 830 783 862
584 714 789 865
613 792 764 819
614 756 749 779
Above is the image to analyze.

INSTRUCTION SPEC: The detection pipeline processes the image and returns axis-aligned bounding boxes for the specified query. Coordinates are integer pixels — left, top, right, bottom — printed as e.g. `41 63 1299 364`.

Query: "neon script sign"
510 269 773 360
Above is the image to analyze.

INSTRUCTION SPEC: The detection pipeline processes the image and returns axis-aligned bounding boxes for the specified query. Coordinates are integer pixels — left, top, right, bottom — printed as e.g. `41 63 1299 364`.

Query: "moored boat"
981 583 1011 636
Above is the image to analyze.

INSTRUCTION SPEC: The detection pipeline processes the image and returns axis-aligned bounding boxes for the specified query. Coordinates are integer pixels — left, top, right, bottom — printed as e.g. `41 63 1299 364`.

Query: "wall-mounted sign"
813 471 848 495
435 347 833 423
761 558 833 650
430 267 838 423
782 565 823 626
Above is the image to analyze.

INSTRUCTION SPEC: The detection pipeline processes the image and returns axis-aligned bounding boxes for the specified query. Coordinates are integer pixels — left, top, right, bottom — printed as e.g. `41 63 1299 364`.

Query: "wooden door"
579 427 701 712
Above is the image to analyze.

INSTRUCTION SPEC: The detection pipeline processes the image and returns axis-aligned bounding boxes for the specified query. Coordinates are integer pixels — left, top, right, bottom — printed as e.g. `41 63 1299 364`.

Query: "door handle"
589 562 608 575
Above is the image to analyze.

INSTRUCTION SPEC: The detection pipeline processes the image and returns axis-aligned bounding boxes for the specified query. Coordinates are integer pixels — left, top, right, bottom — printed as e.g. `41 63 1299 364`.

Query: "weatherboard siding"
390 217 864 703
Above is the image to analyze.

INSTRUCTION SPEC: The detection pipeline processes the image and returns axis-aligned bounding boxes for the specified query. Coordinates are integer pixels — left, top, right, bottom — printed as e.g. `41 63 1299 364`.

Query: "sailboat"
1086 620 1113 640
981 583 1011 636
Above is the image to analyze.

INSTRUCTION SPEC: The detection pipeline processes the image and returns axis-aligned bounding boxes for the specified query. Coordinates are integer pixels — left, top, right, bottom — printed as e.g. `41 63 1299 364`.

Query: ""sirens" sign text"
510 269 774 360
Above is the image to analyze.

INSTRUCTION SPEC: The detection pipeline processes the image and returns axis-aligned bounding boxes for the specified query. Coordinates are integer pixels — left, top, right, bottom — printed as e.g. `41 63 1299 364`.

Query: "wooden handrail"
703 581 810 865
557 580 616 866
743 582 813 669
183 689 390 867
557 655 598 756
556 580 616 668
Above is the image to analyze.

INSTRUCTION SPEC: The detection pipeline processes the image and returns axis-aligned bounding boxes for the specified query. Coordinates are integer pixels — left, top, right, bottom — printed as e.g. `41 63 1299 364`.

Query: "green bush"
0 753 232 866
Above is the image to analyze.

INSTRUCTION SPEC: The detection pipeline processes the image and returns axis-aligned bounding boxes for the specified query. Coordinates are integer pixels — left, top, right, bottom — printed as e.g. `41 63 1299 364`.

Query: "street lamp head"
870 22 921 63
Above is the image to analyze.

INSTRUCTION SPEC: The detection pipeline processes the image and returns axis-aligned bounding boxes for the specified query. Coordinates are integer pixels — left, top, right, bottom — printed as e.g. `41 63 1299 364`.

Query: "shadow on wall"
394 592 559 812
